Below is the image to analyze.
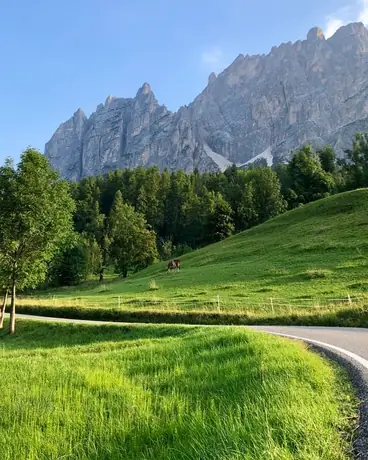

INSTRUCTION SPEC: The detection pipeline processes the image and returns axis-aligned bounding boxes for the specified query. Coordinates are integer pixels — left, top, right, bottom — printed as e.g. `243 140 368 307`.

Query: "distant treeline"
48 133 368 286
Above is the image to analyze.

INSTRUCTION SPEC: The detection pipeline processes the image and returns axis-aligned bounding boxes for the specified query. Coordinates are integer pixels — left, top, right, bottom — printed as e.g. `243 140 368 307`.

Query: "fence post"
270 298 274 314
347 293 352 306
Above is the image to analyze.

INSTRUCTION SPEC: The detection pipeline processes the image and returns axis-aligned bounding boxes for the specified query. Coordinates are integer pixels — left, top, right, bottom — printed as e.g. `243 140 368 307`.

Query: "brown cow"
167 259 180 273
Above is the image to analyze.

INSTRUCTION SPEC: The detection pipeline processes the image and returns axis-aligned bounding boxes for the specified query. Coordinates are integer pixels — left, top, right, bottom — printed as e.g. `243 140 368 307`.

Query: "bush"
149 279 159 291
173 243 193 257
303 269 333 280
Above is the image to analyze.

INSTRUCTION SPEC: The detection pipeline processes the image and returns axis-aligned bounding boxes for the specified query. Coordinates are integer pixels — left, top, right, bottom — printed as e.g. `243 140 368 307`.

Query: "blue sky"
0 0 367 163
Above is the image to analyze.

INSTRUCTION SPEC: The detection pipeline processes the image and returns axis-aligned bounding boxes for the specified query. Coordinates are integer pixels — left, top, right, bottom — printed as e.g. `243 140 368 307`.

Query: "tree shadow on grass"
0 320 197 352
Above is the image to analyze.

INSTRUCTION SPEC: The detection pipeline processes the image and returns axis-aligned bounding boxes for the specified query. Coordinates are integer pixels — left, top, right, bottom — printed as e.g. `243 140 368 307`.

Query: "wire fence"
109 294 367 312
16 293 367 313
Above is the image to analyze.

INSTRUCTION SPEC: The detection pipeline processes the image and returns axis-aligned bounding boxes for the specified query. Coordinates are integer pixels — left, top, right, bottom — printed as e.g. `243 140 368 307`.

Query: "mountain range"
45 22 368 180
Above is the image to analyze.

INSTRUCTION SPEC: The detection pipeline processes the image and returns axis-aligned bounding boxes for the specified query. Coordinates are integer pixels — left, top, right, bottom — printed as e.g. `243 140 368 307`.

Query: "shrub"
98 284 110 293
303 269 333 280
149 279 159 291
173 243 193 257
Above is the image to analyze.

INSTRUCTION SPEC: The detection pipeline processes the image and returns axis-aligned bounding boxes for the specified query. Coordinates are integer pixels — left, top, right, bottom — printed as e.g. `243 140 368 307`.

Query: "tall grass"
0 320 356 459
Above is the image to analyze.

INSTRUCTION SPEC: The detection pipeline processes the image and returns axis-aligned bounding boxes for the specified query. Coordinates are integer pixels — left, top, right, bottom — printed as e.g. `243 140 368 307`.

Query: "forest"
0 133 367 333
50 132 368 286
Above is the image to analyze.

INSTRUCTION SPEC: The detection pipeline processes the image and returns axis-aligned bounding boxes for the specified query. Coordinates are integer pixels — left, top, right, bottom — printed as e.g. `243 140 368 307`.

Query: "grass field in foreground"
19 189 368 326
0 320 356 459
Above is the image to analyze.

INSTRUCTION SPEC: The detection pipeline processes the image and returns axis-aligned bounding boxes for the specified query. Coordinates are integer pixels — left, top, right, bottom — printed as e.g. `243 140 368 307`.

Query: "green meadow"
18 189 368 326
0 320 356 459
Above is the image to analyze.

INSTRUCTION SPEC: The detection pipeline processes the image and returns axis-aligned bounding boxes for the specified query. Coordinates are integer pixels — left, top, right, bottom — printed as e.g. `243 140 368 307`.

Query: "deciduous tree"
0 149 75 334
286 146 335 206
108 191 158 278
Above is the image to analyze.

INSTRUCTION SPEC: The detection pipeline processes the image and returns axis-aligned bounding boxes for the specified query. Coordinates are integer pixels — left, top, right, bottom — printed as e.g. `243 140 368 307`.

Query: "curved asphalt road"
11 314 368 362
249 325 368 362
250 325 368 459
8 314 368 458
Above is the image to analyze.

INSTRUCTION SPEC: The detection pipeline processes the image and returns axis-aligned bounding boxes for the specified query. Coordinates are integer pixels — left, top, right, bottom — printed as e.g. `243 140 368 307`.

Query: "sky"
0 0 367 163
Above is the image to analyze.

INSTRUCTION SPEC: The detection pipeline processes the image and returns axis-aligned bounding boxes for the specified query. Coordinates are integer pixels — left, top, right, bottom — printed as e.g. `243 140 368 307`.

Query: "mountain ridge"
45 22 368 180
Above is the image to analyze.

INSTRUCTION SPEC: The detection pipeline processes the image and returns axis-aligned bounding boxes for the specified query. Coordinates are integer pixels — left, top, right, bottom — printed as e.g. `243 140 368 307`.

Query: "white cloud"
201 46 224 72
325 17 345 38
358 0 368 24
324 1 368 39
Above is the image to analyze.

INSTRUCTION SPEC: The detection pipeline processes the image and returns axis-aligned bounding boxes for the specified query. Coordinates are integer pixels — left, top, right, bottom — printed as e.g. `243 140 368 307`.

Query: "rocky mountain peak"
45 22 368 180
208 72 217 85
74 108 86 117
105 95 116 106
330 22 367 39
72 109 87 127
137 82 153 96
307 27 325 41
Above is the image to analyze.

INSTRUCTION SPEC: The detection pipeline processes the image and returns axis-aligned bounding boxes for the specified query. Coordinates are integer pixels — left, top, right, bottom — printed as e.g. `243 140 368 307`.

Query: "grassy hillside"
0 320 355 459
18 189 368 325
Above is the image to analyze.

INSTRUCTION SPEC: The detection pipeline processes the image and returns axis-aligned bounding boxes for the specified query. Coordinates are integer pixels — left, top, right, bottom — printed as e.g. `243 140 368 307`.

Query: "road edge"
309 343 368 459
259 332 368 459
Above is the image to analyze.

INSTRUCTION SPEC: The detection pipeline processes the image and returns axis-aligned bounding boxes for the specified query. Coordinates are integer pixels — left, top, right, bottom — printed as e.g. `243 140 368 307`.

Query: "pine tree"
165 170 190 243
205 192 235 244
343 133 368 189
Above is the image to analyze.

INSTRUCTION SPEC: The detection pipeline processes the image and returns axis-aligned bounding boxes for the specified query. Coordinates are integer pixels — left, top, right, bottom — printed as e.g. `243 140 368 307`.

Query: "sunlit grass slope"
0 320 355 459
20 189 368 324
126 188 368 300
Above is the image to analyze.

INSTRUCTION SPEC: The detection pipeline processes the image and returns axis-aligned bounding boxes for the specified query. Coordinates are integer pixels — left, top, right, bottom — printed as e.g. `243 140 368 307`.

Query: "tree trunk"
9 282 16 335
0 289 9 329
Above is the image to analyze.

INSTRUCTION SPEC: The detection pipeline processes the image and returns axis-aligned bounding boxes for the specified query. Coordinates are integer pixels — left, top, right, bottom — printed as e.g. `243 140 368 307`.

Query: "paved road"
249 325 368 363
250 325 368 458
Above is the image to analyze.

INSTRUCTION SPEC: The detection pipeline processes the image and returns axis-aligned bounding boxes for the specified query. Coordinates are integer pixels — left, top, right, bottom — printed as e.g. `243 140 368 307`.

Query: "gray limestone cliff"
45 22 368 179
